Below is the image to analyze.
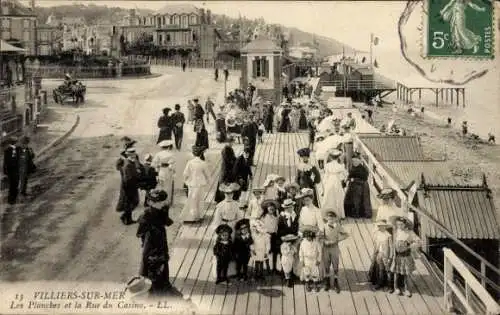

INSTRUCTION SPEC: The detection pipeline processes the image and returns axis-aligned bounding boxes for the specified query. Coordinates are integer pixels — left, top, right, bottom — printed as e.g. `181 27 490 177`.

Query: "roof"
1 0 35 16
156 3 199 15
417 189 499 239
241 35 281 53
354 68 374 75
358 135 425 161
383 160 483 188
0 39 25 52
399 75 465 89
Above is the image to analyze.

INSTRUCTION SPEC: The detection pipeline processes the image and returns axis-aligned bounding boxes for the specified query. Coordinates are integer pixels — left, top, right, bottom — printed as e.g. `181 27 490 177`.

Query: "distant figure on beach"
440 0 486 54
488 133 496 144
462 121 468 136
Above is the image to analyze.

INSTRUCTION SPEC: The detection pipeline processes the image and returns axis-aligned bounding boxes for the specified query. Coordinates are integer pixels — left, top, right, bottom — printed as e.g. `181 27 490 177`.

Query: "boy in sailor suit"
321 210 349 293
298 188 324 234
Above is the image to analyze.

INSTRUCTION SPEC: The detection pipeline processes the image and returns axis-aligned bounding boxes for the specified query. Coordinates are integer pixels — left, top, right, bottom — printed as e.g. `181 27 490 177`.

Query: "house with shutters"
240 35 282 105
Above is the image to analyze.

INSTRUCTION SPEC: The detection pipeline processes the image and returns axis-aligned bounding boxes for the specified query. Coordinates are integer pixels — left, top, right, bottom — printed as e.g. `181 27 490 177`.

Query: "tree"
128 32 156 55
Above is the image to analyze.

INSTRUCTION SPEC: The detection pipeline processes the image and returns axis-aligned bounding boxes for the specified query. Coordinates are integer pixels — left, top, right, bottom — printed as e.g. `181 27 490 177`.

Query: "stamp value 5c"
425 0 494 58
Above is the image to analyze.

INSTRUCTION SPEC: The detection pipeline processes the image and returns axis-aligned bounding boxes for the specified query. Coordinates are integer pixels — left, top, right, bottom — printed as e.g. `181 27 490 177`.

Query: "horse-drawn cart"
53 80 86 105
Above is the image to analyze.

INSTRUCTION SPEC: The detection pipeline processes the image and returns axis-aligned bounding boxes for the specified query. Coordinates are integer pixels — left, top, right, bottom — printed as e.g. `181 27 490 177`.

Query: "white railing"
319 80 396 90
443 248 500 315
149 57 241 70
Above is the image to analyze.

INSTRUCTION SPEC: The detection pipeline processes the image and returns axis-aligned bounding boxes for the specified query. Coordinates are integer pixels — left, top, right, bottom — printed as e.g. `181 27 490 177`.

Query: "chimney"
206 10 212 24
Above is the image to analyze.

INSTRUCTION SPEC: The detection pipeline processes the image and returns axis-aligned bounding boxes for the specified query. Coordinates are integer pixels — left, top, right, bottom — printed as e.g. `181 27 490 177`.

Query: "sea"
372 50 499 139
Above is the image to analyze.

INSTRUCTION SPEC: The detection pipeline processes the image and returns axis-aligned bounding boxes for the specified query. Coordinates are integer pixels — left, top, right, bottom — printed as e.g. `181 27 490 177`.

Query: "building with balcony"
116 4 221 59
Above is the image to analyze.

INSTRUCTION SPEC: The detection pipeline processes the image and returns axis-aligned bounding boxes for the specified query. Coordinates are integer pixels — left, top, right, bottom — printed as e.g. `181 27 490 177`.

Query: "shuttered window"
253 57 268 78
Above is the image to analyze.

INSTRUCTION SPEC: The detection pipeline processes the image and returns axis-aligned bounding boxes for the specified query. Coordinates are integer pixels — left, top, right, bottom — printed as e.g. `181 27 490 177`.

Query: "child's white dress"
299 238 322 281
280 242 296 274
251 232 271 262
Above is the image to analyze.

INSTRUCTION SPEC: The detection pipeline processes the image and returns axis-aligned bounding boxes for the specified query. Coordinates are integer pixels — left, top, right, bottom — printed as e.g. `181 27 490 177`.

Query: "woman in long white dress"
152 140 176 206
321 149 347 218
181 146 210 223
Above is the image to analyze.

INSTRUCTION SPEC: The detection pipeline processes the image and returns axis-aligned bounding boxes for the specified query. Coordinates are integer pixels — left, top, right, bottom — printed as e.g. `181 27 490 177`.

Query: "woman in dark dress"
214 144 237 203
194 119 209 153
343 152 372 218
298 108 308 130
278 106 291 132
136 189 174 295
295 148 321 207
215 113 227 143
157 107 173 144
264 103 274 133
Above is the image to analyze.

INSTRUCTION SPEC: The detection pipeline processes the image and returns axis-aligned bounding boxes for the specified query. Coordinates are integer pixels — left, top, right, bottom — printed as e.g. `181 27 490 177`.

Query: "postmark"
424 0 494 58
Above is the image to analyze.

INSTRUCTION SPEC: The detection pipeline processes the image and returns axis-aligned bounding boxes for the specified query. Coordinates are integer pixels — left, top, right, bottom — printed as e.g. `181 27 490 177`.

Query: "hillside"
34 4 356 57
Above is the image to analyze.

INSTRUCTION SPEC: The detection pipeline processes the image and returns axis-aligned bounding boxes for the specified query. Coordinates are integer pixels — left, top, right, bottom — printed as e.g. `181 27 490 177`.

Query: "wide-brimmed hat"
261 199 280 210
322 208 338 219
375 219 391 228
235 218 250 231
297 147 311 157
158 140 174 148
125 147 137 154
302 225 318 237
378 188 395 199
281 199 296 208
216 224 233 235
126 276 152 297
275 175 286 183
281 234 298 242
262 174 280 187
284 182 300 191
328 149 343 158
148 189 168 203
297 188 314 199
219 182 240 193
389 215 413 229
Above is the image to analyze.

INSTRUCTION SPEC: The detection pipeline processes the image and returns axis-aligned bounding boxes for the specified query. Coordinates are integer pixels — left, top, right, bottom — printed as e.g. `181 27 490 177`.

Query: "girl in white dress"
375 188 405 223
181 146 210 222
321 149 347 218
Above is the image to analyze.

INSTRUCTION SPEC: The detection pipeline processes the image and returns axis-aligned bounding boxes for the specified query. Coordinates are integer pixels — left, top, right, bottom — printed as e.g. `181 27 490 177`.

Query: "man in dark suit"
171 104 185 151
3 136 20 204
18 136 36 196
241 115 258 166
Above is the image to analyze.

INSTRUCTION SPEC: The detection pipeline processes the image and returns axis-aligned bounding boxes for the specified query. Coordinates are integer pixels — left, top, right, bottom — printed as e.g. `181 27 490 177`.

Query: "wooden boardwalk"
168 132 444 315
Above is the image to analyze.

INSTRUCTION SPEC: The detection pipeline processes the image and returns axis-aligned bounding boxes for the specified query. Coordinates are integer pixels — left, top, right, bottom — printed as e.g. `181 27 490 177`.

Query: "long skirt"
321 173 346 218
368 252 391 287
158 176 174 206
344 180 372 218
116 185 139 213
299 114 308 130
181 185 206 222
157 127 172 143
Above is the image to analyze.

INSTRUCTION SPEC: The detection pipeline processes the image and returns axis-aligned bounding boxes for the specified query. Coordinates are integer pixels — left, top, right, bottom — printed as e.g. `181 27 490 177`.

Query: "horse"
53 82 86 105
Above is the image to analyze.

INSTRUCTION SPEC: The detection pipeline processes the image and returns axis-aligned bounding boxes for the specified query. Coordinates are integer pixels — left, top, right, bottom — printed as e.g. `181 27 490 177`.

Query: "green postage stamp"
425 0 494 58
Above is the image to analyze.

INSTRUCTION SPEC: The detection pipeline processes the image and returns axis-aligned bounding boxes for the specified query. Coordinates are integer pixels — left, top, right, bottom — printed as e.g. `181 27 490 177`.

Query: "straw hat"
378 188 395 199
219 182 240 193
125 276 152 297
281 199 296 208
375 219 391 228
281 234 299 242
389 215 413 229
302 225 318 237
328 149 343 158
297 188 314 199
262 174 280 187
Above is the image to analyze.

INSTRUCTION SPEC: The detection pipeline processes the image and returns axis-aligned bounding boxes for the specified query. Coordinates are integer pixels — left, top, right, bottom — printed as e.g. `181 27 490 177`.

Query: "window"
158 34 163 44
23 19 30 28
166 34 170 42
1 18 10 28
162 16 166 25
190 15 197 25
157 17 161 27
23 30 30 41
181 15 188 27
175 16 180 25
253 57 268 78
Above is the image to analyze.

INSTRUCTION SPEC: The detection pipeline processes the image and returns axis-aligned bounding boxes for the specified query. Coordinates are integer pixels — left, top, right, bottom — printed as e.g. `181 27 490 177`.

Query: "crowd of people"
113 80 421 299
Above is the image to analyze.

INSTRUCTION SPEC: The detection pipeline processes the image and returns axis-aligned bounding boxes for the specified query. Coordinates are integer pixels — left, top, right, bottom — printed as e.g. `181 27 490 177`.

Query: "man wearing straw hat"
152 140 176 206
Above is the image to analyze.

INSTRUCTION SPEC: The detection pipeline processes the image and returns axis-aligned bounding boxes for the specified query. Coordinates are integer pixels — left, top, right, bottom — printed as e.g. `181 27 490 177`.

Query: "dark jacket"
171 111 186 133
241 122 258 145
277 212 299 247
194 103 205 120
138 164 158 191
233 155 252 191
233 234 253 260
3 145 20 176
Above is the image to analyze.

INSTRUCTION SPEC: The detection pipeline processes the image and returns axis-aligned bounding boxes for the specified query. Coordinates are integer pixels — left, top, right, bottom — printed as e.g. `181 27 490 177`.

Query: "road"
0 67 237 284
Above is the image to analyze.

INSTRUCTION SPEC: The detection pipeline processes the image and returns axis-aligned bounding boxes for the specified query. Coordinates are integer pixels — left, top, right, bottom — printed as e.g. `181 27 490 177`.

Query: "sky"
32 0 406 51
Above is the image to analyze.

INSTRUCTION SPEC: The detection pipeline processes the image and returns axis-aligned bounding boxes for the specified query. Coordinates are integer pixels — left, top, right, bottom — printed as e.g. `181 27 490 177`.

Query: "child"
250 220 271 281
298 188 324 234
262 174 279 200
138 154 158 206
280 234 298 287
299 226 322 292
321 210 349 293
214 224 233 285
375 188 403 223
260 199 280 274
369 220 393 292
249 188 264 219
390 216 421 297
234 219 253 281
284 182 301 215
275 176 287 205
257 119 265 143
212 183 244 237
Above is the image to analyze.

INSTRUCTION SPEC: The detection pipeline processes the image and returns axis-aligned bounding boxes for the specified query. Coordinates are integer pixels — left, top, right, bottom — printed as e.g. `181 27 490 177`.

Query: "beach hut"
383 160 500 296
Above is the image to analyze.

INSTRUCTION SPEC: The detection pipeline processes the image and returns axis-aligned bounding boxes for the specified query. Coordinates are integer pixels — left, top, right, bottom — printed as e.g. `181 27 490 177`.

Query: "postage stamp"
424 0 494 58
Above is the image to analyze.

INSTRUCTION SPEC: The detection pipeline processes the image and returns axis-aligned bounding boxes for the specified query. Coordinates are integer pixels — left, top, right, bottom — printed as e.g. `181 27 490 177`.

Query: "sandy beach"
365 102 500 218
